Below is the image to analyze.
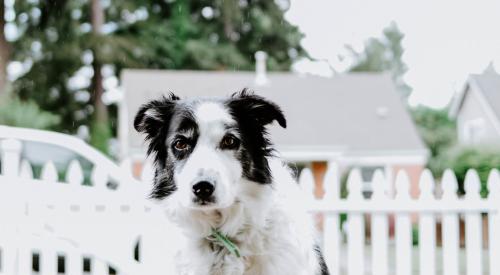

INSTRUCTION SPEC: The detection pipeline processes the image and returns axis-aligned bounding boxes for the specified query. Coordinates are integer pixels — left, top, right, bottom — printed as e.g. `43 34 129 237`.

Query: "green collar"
210 228 241 258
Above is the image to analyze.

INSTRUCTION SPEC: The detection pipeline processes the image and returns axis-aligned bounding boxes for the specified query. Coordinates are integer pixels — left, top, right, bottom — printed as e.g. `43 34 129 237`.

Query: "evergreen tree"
348 22 411 98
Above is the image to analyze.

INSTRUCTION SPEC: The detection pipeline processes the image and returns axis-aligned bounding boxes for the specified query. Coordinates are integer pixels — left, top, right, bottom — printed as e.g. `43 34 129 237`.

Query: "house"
119 57 428 198
449 67 500 146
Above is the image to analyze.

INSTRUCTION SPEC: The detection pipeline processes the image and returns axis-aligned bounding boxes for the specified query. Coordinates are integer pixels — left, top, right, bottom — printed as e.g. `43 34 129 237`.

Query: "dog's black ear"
227 89 286 128
134 93 179 142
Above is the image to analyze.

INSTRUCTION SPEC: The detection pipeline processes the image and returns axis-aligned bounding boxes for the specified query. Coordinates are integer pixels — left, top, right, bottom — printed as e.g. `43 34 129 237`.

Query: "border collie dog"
134 90 329 275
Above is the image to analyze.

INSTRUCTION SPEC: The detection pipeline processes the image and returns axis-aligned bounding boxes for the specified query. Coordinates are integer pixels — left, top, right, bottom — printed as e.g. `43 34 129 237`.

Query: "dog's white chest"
175 220 312 275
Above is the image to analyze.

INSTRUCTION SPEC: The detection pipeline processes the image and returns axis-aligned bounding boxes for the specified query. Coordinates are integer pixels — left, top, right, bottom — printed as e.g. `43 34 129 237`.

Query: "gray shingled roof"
470 74 500 121
121 69 427 158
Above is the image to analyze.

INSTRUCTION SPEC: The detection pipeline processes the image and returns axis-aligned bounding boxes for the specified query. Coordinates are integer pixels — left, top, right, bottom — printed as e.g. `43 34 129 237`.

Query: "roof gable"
450 74 500 123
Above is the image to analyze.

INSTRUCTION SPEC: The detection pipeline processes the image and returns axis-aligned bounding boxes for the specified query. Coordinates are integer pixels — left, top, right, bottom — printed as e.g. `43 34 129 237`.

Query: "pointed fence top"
66 160 84 185
41 161 58 182
488 169 500 199
347 168 363 200
371 169 387 200
323 163 340 200
395 170 411 200
464 169 481 199
19 159 34 179
418 169 435 200
442 169 459 200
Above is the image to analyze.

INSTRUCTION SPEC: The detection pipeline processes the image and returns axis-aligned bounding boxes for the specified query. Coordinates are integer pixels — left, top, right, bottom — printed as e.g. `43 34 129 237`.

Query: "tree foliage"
411 106 457 176
411 106 456 156
0 94 60 129
9 0 306 141
348 22 411 98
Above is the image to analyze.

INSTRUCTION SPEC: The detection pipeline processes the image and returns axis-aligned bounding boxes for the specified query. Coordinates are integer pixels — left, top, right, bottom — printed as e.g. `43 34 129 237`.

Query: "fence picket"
0 238 16 275
418 169 436 275
346 169 364 275
41 161 58 182
66 249 84 275
464 169 483 275
371 170 388 275
441 169 460 275
19 159 34 179
91 166 108 189
395 170 412 275
322 162 341 275
299 168 316 200
93 258 109 275
66 160 84 185
40 245 57 275
488 169 500 275
0 139 22 176
16 244 32 275
119 158 134 179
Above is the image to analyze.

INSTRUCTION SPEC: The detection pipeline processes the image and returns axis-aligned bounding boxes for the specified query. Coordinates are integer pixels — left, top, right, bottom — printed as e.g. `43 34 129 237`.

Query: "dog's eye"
173 139 189 151
220 135 239 149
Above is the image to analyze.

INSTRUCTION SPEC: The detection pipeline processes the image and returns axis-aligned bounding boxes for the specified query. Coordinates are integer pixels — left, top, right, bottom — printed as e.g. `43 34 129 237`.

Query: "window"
463 118 486 144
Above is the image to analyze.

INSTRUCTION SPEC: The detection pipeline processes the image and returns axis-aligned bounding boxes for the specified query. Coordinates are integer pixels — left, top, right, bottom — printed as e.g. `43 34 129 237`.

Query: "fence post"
1 138 22 177
323 162 340 275
464 169 483 275
346 169 364 275
418 169 436 275
371 169 388 275
441 169 460 275
0 139 22 275
488 169 500 275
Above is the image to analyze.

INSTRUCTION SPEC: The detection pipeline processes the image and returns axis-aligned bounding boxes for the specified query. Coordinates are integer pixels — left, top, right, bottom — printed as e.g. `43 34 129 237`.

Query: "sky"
285 0 500 109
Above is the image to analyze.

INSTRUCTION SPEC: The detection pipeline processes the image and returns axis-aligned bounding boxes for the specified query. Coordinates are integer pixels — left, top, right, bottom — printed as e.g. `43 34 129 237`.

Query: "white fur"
160 102 322 275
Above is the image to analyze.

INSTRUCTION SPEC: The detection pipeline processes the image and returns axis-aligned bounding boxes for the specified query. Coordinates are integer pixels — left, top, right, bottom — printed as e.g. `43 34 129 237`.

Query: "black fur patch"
134 93 180 168
134 93 193 199
225 89 286 184
314 244 330 275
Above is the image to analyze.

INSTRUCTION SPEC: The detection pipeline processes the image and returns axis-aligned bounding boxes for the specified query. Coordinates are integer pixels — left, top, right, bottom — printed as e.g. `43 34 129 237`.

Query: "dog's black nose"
192 181 214 200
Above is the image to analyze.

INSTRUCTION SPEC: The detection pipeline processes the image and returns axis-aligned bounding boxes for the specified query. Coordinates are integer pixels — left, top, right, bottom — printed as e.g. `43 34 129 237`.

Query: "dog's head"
134 89 286 209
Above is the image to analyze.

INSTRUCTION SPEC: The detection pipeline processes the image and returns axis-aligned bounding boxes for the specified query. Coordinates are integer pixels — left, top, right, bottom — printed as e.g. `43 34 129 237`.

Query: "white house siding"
457 87 500 145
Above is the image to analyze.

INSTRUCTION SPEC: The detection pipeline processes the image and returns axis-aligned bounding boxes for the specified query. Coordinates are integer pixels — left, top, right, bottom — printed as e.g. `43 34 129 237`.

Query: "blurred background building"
120 60 428 197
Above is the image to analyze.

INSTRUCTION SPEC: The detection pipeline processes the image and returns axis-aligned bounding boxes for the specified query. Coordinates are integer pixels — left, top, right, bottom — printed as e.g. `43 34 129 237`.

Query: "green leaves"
411 106 457 177
348 22 411 98
0 95 60 129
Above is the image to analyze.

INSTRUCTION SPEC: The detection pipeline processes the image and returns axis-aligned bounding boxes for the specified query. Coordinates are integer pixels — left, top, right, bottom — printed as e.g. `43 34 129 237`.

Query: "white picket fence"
0 126 175 275
1 125 499 275
300 165 500 275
